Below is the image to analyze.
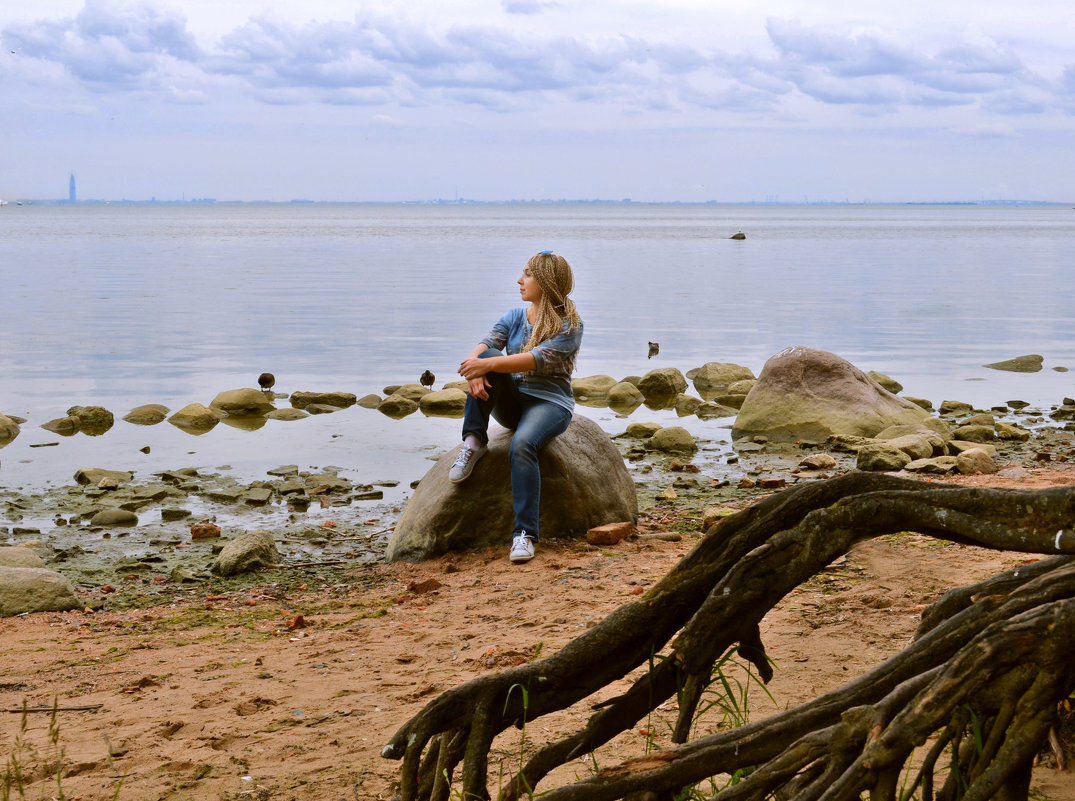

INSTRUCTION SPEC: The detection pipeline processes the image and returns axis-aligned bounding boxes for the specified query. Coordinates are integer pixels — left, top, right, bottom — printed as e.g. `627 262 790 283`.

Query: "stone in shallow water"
89 508 138 526
982 354 1043 373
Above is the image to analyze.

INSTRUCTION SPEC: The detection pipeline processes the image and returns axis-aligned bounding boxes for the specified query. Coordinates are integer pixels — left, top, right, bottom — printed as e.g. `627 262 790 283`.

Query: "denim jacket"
481 307 583 411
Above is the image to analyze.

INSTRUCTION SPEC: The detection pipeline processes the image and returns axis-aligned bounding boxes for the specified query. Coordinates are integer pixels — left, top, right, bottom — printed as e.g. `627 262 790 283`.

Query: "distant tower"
68 172 76 203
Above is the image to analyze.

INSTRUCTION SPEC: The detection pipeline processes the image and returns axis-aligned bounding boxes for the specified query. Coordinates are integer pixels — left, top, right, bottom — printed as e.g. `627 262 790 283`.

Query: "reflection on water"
219 414 269 432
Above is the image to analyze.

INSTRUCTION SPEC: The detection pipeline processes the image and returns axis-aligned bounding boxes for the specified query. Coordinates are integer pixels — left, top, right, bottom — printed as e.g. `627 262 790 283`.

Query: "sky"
2 0 1073 203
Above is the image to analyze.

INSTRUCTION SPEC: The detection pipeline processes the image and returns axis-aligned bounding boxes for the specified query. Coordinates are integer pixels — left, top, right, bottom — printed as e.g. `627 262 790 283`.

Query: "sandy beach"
2 459 1075 800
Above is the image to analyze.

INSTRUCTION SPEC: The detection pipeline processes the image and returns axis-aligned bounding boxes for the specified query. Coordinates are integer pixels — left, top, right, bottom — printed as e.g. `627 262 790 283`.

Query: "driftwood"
382 472 1075 800
2 704 104 714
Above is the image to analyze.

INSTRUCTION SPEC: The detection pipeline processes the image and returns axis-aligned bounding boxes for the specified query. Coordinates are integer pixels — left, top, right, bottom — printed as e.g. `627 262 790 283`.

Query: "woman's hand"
459 356 493 400
467 376 491 400
458 356 493 381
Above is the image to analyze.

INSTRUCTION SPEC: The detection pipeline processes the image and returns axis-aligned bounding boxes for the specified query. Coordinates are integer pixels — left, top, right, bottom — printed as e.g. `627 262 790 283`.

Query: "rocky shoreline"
2 352 1074 614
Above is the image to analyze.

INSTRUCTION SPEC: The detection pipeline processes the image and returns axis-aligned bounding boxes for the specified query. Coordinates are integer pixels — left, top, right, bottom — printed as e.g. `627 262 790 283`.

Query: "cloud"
2 3 1068 124
501 0 560 14
2 0 200 91
763 17 1045 115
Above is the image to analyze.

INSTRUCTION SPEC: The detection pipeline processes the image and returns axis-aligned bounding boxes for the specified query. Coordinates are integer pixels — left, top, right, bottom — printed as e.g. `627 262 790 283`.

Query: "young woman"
450 251 583 563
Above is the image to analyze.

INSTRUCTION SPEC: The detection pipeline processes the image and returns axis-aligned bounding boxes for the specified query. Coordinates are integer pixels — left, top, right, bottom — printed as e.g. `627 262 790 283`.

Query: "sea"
1 202 1073 503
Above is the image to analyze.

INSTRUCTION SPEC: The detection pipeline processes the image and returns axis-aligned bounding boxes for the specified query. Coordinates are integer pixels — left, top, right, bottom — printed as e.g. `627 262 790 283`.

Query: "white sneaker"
509 533 535 563
449 444 487 483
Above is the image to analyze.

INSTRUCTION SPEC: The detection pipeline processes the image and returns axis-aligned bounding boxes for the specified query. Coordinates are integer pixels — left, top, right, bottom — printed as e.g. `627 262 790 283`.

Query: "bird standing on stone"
648 342 660 359
258 372 275 391
420 370 435 389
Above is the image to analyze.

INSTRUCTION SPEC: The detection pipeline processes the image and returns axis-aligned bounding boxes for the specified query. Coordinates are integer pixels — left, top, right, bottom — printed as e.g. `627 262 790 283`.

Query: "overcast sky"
3 0 1073 202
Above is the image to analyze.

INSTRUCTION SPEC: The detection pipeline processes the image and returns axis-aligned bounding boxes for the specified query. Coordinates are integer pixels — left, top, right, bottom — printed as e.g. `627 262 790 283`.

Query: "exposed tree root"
382 472 1075 800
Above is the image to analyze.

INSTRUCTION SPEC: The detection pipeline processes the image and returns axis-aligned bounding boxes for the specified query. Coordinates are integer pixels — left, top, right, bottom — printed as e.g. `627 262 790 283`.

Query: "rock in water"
732 346 930 442
982 354 1044 373
637 368 688 401
0 413 19 445
387 416 637 562
210 388 275 415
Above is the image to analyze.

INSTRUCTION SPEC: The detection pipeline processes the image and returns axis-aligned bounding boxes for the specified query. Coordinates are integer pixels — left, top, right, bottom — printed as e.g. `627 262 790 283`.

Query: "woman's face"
518 266 543 304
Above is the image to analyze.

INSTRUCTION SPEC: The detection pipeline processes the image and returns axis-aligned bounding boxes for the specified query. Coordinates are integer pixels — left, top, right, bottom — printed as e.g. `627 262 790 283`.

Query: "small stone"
191 520 222 540
244 488 274 506
799 453 837 470
586 522 636 545
625 422 662 439
955 448 998 475
758 477 787 490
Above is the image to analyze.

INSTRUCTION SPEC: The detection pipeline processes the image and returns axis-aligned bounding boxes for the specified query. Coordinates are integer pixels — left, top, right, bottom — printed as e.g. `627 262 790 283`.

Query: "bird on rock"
258 372 275 391
647 342 660 359
420 370 435 389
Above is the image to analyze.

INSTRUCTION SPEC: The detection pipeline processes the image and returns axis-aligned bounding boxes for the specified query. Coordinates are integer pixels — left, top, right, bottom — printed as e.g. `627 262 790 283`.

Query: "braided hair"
523 252 582 352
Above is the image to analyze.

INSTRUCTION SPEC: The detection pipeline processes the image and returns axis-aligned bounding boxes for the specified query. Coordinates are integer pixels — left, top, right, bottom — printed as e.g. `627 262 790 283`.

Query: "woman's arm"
459 349 536 380
458 346 537 400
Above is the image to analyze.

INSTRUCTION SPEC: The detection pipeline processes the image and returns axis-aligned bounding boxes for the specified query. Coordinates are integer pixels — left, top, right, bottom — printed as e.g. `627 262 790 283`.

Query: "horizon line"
4 197 1073 207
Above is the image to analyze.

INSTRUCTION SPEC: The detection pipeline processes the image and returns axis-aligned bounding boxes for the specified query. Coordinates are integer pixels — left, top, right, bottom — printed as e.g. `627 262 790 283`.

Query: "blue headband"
539 250 553 255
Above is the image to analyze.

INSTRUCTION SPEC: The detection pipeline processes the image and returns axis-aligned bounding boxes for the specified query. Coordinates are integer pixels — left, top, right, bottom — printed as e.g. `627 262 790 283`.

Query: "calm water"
1 203 1073 493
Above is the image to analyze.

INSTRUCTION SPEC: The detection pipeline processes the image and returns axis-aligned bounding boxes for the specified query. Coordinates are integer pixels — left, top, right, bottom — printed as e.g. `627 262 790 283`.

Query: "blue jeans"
461 349 572 541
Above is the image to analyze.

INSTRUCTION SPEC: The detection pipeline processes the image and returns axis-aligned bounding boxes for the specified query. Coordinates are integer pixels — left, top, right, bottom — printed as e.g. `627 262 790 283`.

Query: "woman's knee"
509 435 540 461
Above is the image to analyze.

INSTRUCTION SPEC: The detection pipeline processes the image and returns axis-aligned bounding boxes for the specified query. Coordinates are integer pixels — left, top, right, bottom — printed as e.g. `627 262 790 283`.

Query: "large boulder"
387 416 636 562
210 388 275 415
732 347 931 442
0 566 81 617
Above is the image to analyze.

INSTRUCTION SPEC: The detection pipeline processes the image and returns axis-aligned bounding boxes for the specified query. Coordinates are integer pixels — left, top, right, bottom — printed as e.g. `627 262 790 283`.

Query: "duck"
648 342 660 359
258 372 275 391
420 370 435 389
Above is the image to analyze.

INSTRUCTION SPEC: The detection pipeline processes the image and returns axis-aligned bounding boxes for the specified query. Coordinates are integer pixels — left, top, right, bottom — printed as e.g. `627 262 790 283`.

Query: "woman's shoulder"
498 307 528 324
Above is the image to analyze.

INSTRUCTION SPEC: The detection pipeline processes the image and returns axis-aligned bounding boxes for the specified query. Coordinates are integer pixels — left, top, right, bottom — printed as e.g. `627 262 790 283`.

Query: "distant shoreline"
6 198 1073 208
